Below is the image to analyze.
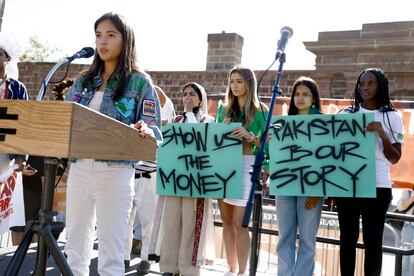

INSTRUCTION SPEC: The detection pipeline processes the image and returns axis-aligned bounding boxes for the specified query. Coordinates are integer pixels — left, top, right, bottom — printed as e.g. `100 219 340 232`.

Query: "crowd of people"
0 11 411 276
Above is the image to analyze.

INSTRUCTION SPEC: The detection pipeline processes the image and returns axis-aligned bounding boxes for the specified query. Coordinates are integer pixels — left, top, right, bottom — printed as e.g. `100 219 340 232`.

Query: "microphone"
275 26 293 60
66 47 95 62
36 47 94 100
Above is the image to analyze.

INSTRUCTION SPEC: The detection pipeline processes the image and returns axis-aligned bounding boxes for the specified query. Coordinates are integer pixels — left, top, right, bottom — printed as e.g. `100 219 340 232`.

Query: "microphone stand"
37 58 70 100
242 53 286 276
5 59 73 276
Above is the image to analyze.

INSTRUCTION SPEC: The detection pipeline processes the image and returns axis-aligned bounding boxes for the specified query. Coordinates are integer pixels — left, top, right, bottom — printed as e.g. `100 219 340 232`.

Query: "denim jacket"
65 71 162 165
6 78 28 161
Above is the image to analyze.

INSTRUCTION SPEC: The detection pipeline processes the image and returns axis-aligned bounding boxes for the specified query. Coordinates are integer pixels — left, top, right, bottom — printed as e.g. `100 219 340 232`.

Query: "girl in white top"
336 68 404 276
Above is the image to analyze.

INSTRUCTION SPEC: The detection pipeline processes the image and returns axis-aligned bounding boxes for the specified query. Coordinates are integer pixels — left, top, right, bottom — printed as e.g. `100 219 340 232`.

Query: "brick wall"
206 32 243 71
17 61 414 115
17 62 318 113
18 62 90 100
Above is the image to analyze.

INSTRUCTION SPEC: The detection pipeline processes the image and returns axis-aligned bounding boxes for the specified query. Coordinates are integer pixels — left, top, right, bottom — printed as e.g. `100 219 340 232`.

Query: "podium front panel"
0 100 157 161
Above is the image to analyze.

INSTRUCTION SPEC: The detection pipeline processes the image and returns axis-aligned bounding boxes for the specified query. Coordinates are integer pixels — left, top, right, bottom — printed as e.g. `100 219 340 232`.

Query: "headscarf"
191 82 208 116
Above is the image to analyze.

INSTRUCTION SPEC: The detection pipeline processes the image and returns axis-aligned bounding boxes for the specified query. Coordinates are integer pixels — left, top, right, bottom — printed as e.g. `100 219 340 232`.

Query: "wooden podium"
1 100 157 276
0 100 157 161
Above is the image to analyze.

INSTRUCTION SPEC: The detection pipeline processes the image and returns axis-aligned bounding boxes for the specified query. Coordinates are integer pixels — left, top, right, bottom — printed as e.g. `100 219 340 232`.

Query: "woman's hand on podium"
134 120 154 138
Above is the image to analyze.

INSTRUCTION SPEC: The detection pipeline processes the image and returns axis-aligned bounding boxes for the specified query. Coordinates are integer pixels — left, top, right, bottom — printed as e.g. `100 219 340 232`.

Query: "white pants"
65 159 134 276
124 172 158 261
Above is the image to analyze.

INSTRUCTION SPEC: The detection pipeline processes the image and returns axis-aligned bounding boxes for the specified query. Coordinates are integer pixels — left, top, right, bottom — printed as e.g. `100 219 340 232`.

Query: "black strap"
135 172 152 179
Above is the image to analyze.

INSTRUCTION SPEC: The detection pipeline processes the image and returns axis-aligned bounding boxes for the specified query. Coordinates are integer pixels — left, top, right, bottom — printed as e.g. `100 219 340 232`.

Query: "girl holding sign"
336 68 404 276
158 82 215 276
217 66 269 276
275 76 324 276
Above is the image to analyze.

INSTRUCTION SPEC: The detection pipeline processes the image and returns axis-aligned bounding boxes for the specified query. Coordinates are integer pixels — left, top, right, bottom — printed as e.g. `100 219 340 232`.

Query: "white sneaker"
237 274 247 276
224 272 237 276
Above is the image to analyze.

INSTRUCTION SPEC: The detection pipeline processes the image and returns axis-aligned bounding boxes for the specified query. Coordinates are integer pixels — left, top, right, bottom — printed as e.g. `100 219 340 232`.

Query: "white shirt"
160 97 175 123
176 111 215 123
356 106 404 188
88 91 104 111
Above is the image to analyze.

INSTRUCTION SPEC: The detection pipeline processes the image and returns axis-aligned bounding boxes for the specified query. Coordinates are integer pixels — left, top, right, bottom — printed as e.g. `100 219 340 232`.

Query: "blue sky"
4 0 414 71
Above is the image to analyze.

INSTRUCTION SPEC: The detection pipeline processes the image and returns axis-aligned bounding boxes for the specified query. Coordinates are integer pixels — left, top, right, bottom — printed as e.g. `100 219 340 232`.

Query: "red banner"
0 171 18 234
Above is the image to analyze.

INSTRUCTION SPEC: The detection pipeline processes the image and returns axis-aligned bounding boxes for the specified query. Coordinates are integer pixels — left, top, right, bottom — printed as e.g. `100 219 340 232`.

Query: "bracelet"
247 132 258 144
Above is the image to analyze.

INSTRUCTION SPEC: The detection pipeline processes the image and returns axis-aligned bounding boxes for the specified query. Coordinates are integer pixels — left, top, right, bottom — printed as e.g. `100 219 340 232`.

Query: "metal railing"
1 200 414 275
212 199 414 276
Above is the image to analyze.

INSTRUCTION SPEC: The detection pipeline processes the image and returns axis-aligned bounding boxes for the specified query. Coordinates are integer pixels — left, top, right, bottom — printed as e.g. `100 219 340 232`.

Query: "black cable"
255 203 263 272
253 59 279 169
383 110 403 144
49 62 71 84
29 167 64 222
54 173 64 189
257 59 278 122
248 58 278 273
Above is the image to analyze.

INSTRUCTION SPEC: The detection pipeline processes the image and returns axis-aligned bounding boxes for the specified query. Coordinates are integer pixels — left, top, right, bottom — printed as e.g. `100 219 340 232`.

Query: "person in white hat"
0 31 29 244
0 32 27 100
0 31 28 170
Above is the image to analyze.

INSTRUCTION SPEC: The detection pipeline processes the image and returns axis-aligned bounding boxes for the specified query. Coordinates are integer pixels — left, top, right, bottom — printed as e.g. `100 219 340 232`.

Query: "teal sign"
269 113 376 197
157 123 243 198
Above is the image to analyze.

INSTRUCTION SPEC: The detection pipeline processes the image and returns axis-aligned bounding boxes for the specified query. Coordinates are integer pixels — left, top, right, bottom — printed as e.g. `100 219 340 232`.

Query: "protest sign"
157 123 243 198
269 113 376 197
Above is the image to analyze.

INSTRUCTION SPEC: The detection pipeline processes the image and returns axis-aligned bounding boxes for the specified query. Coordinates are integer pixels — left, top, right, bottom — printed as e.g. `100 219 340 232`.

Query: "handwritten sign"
157 123 243 198
0 171 20 234
269 113 376 197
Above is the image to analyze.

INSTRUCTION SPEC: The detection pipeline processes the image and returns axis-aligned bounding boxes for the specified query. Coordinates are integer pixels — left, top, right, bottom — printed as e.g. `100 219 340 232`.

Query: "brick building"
18 20 414 112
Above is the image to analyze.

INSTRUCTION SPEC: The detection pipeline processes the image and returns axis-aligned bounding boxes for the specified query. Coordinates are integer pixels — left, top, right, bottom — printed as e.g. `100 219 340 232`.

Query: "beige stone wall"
305 21 414 73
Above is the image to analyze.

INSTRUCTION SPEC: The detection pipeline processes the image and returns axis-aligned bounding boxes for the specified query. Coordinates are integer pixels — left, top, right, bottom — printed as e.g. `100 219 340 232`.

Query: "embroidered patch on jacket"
116 97 136 118
143 99 156 117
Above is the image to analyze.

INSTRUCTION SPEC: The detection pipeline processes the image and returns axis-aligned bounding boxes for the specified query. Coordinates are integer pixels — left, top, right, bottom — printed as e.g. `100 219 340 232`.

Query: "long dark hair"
288 76 321 115
223 65 260 125
351 68 394 112
83 12 143 101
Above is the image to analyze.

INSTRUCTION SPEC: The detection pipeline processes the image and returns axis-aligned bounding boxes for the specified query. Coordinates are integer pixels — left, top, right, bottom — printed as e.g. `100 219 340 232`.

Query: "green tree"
19 36 60 62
